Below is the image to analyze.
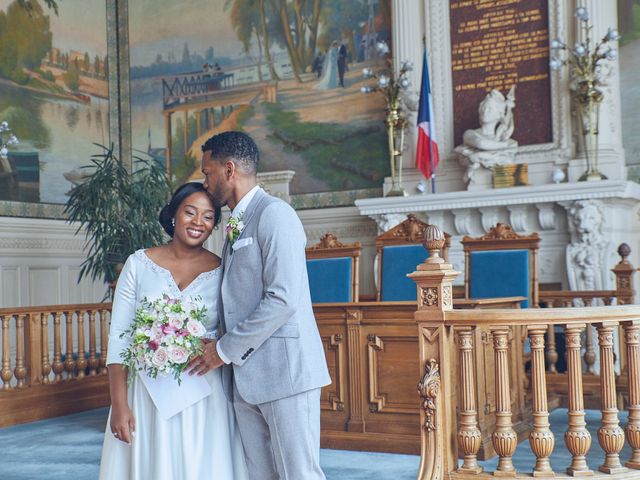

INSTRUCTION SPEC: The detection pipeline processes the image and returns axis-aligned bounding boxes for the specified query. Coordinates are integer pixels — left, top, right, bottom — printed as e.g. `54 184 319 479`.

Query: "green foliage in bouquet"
64 144 171 285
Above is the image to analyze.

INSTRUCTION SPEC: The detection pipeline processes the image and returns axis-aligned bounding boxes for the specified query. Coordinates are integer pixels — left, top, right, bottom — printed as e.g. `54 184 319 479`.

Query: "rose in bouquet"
120 294 208 384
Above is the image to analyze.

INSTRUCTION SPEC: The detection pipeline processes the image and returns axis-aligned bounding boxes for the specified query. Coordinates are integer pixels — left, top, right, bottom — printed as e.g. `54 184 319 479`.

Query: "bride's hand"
110 404 135 444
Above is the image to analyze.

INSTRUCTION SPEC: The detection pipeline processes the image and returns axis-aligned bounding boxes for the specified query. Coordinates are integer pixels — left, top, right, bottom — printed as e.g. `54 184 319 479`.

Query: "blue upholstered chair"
306 233 360 303
376 214 451 301
461 223 540 308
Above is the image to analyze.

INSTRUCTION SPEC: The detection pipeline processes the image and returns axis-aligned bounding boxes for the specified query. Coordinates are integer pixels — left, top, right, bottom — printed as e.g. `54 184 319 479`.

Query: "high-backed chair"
376 214 451 301
305 233 361 303
461 223 540 307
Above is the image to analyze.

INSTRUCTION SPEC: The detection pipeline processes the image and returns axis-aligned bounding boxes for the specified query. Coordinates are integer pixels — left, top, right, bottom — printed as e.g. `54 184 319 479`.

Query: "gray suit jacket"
218 189 331 404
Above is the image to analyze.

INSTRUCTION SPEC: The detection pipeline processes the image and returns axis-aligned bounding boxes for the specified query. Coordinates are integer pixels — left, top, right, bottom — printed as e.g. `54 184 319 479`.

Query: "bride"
314 40 339 90
99 182 248 480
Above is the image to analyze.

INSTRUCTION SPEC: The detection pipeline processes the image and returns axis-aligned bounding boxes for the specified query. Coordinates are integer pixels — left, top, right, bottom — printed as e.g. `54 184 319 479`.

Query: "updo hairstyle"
158 182 221 237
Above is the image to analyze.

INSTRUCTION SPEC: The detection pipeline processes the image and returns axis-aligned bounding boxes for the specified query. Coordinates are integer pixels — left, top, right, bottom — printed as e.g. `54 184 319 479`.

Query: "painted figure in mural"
314 40 340 90
98 182 249 480
199 131 330 479
337 41 348 87
312 51 325 78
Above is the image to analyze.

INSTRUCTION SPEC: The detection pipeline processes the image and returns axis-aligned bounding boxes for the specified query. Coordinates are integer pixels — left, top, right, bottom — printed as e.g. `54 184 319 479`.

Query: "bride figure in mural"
314 41 340 90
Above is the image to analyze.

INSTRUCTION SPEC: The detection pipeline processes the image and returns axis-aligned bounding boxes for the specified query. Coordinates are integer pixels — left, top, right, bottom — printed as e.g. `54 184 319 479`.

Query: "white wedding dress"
314 45 339 90
99 250 248 480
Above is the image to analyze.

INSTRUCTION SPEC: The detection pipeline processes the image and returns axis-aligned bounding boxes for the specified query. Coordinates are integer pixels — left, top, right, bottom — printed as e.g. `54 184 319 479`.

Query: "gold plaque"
493 164 528 188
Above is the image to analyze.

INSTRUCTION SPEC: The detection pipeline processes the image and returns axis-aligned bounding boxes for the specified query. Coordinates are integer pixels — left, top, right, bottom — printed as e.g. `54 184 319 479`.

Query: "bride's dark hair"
158 182 221 237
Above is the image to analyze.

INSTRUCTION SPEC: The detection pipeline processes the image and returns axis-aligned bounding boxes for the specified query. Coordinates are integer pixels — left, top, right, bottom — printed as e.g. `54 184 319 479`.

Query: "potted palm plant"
64 144 171 295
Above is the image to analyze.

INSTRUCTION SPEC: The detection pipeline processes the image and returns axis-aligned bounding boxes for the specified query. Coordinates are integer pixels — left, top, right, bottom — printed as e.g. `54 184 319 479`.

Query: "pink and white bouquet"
120 294 208 384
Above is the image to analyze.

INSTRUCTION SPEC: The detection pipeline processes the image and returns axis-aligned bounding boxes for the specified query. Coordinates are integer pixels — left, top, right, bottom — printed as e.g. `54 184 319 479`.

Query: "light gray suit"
218 188 330 479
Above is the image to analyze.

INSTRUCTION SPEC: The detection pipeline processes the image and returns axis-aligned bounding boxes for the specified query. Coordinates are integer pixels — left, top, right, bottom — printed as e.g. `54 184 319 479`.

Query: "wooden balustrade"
315 297 526 455
0 304 111 427
411 229 640 480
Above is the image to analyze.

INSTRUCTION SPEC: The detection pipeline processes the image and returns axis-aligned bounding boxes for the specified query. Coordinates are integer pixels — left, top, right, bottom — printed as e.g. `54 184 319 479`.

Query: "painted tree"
83 52 91 73
94 54 101 77
225 0 280 81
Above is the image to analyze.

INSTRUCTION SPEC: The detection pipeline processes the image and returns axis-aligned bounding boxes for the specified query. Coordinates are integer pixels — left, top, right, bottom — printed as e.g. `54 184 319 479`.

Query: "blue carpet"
0 408 420 479
0 407 635 479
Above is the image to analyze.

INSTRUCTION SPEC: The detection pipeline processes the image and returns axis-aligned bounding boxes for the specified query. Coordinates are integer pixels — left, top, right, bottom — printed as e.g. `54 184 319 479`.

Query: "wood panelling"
316 298 526 456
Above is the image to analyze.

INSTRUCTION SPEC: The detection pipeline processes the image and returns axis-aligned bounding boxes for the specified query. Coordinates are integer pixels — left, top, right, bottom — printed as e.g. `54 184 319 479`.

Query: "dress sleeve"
105 255 138 365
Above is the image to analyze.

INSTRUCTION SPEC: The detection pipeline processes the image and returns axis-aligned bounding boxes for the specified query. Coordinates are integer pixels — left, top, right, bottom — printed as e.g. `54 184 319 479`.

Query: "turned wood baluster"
75 310 87 379
584 326 596 375
596 323 627 474
456 328 482 473
100 309 108 375
40 313 51 384
545 325 558 373
564 324 592 476
14 314 27 388
624 321 640 469
88 310 98 376
1 315 13 389
528 326 554 476
491 327 517 476
52 312 64 383
63 311 76 378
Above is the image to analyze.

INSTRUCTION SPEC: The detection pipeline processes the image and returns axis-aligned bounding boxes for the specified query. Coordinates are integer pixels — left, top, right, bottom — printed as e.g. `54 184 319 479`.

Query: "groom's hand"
188 338 224 375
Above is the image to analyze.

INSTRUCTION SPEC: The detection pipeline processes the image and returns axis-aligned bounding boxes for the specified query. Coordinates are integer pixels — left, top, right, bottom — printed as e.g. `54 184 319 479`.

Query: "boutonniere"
226 212 245 245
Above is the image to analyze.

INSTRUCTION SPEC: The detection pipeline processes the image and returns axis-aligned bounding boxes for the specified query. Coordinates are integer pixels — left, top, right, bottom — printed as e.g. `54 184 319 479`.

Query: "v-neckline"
138 250 220 294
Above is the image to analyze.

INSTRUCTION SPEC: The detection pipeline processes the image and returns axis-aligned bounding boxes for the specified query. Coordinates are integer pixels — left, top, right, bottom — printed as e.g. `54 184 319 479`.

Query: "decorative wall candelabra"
361 41 412 196
550 6 620 181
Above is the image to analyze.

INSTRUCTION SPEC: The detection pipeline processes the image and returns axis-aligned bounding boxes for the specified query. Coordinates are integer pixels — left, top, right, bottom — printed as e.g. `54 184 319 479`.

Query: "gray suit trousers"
233 383 326 480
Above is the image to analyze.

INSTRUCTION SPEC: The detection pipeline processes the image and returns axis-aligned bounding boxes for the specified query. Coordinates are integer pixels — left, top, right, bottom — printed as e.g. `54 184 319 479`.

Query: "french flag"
416 48 439 190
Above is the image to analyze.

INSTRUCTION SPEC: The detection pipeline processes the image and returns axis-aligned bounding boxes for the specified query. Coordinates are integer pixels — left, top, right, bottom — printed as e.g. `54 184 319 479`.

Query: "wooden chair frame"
306 233 361 303
375 214 451 301
461 222 540 306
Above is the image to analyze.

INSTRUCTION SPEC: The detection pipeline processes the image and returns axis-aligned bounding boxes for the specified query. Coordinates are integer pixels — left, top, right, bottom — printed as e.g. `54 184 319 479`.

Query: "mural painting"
0 0 109 206
128 0 392 198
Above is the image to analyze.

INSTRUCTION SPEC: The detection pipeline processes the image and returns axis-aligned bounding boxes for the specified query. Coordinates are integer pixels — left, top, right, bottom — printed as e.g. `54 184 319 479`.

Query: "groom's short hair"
202 131 259 175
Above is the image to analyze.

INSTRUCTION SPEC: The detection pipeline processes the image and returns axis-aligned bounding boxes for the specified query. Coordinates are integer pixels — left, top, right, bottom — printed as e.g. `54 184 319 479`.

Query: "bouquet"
120 294 208 384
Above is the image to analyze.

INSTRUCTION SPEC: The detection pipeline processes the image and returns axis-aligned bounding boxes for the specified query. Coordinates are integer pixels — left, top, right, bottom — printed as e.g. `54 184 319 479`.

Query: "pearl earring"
171 218 175 227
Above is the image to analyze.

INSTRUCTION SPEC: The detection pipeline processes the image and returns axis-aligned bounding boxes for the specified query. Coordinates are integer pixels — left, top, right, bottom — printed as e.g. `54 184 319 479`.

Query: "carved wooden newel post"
409 225 459 480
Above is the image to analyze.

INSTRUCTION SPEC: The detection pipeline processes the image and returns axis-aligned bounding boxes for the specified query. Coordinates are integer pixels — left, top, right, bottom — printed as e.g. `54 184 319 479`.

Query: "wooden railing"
539 243 635 309
412 228 640 479
316 297 526 456
0 304 111 427
540 243 636 409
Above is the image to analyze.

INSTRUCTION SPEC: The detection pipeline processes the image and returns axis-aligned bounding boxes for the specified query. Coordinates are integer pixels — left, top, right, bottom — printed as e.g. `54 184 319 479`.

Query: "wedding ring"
113 432 119 437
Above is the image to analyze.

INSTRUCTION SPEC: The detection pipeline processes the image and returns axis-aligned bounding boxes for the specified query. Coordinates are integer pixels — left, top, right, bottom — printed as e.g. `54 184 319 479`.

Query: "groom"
194 131 330 479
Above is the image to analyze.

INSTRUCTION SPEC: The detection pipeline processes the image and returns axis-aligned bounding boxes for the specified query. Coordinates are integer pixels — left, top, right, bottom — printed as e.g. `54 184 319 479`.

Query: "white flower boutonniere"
226 212 245 245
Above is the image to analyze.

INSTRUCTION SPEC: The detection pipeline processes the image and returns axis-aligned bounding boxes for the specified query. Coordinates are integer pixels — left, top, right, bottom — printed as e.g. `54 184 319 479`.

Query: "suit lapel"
224 189 267 272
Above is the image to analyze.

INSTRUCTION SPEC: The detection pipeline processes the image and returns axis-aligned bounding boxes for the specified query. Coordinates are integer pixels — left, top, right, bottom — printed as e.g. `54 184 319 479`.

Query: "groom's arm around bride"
195 131 331 480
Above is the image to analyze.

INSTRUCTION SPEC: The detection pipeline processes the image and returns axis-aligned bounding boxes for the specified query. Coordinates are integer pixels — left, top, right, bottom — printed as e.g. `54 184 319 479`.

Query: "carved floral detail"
480 222 534 241
418 359 440 432
421 287 439 307
392 214 426 242
598 332 614 347
308 233 360 250
442 285 452 307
